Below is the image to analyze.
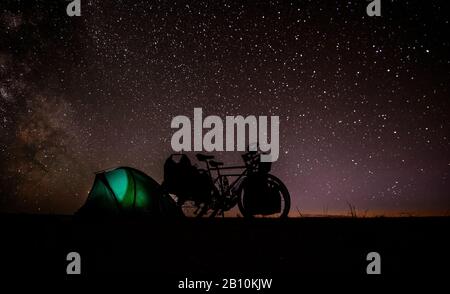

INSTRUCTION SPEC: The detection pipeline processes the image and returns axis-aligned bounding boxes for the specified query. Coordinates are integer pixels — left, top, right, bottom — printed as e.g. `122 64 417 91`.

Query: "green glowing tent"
77 167 183 217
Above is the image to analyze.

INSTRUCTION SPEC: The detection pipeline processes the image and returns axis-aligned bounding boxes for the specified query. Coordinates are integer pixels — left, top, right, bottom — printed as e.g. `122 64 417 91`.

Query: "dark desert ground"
0 213 448 289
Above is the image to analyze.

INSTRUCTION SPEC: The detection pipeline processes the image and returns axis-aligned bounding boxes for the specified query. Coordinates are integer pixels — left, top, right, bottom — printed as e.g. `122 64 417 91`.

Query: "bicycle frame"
203 161 248 202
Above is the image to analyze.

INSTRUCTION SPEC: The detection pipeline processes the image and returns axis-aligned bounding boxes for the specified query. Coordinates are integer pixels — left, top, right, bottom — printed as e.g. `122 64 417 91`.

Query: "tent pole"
98 173 123 213
132 171 137 211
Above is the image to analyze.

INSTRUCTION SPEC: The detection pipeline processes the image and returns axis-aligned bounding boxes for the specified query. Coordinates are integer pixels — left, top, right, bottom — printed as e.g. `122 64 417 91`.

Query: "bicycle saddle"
196 153 214 161
209 160 224 167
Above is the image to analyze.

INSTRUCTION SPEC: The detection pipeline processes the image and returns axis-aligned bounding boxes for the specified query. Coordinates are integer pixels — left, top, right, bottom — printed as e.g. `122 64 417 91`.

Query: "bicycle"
171 151 291 218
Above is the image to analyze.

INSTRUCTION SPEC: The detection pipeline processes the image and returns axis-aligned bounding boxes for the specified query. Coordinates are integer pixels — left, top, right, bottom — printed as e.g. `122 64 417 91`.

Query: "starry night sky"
0 0 449 215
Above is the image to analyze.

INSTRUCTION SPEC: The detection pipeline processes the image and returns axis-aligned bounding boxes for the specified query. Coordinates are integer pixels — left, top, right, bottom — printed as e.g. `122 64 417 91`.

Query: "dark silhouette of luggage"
241 174 282 215
242 150 272 174
163 154 213 205
163 154 193 196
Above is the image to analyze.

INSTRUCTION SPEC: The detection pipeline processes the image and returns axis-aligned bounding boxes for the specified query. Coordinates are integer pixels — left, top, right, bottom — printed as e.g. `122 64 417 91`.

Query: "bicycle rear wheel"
177 186 221 217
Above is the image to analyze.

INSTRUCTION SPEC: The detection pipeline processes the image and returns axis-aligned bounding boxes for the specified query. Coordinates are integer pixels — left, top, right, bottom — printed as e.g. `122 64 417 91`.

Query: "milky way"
0 0 449 215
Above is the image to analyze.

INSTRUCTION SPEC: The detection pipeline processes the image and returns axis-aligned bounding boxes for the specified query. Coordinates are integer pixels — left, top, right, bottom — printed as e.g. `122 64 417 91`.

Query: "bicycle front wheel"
237 174 291 218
